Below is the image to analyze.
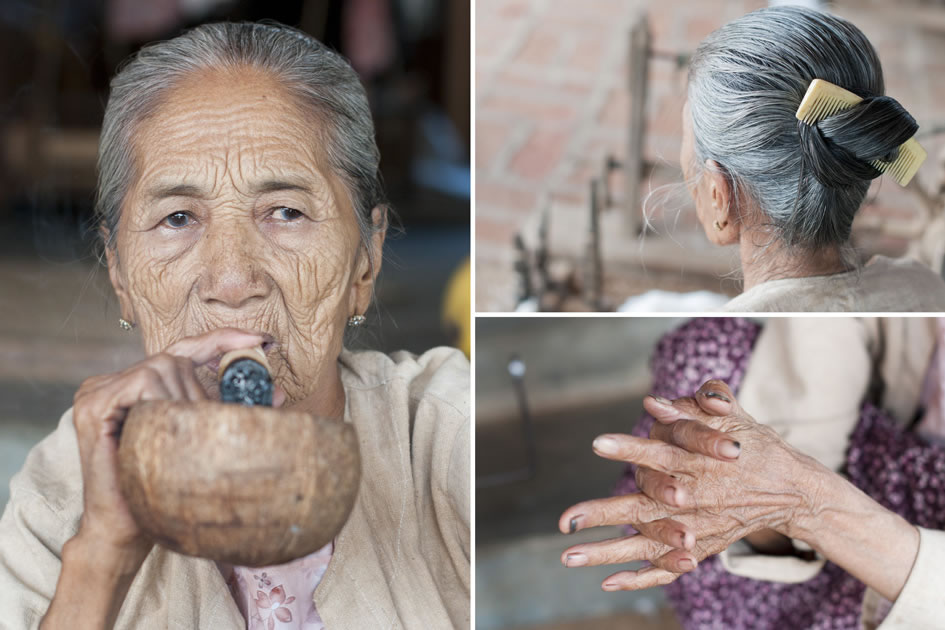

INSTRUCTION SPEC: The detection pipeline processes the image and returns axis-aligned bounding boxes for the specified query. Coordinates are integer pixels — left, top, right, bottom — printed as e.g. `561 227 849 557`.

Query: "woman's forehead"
132 68 326 196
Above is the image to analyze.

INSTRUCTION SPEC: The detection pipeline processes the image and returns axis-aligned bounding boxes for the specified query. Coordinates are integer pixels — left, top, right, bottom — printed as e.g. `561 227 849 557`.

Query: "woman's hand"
558 380 828 591
42 328 270 629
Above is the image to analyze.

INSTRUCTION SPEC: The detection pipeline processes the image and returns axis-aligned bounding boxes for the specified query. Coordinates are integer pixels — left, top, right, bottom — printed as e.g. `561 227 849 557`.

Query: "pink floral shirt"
219 543 333 630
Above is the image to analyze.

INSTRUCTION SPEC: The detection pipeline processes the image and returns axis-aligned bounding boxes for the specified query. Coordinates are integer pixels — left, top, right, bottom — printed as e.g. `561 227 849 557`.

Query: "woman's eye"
162 212 194 228
271 207 304 222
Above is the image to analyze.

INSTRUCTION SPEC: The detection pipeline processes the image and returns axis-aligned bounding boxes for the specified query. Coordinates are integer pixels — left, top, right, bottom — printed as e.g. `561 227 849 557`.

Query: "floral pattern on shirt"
222 542 333 630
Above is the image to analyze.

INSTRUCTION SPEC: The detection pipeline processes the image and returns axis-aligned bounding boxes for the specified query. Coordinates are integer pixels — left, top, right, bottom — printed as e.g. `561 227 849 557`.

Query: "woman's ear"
102 228 135 323
704 159 739 246
349 207 387 317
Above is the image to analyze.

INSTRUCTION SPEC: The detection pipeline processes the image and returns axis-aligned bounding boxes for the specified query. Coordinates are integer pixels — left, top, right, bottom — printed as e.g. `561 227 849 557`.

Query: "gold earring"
713 220 726 231
347 314 366 327
118 318 134 331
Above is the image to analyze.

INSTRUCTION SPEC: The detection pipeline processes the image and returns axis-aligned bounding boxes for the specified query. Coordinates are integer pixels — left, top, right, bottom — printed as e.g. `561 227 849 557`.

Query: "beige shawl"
0 347 470 629
722 256 945 312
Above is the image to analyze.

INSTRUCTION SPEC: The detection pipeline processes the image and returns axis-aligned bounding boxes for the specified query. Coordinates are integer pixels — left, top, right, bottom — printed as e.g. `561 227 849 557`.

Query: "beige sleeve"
0 410 82 629
737 317 873 472
719 318 871 583
408 349 471 622
863 528 945 630
720 318 936 585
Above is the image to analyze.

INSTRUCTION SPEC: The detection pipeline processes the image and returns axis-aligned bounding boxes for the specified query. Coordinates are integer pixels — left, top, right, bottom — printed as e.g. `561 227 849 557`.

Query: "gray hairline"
95 22 387 276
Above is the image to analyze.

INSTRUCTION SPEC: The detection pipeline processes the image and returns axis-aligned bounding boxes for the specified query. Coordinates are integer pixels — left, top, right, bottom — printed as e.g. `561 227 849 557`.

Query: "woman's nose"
196 222 271 309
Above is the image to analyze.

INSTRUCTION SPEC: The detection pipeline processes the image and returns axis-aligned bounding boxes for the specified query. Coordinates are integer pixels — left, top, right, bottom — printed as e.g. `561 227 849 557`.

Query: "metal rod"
476 355 538 489
625 15 650 236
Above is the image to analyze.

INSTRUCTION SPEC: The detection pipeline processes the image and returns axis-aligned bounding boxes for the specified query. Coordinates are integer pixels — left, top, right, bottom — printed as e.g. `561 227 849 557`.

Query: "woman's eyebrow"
251 179 314 195
145 183 206 201
143 179 315 201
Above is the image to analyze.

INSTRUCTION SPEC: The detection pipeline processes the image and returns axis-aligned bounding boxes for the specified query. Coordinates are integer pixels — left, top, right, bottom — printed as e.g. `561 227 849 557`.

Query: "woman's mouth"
204 336 277 374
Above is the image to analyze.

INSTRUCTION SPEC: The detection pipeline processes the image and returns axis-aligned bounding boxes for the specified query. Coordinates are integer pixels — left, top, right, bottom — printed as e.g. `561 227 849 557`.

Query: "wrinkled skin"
106 65 384 406
559 380 828 591
42 67 384 628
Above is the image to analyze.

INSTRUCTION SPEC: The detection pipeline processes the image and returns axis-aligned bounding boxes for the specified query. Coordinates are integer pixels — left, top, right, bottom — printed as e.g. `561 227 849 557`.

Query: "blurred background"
475 0 945 311
476 317 685 630
0 0 469 510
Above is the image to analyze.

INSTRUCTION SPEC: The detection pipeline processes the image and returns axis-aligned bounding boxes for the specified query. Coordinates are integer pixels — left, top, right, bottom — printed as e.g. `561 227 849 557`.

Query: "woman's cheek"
124 251 193 344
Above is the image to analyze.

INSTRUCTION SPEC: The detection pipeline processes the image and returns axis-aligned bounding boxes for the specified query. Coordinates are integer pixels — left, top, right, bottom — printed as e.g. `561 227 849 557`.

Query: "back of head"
687 6 917 250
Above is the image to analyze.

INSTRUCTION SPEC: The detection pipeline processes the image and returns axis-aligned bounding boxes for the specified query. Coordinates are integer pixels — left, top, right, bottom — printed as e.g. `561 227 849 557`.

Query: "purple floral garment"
614 317 945 630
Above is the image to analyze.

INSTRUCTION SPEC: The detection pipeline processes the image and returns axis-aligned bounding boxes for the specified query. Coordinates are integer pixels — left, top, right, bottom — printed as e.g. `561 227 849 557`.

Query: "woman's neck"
289 363 346 419
739 232 853 291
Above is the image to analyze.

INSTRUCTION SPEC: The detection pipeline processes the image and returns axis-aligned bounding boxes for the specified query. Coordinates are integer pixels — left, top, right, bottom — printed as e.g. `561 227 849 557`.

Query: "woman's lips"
204 337 277 374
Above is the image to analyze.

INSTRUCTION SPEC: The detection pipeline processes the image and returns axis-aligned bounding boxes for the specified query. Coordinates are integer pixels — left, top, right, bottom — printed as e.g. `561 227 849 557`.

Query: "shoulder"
0 408 83 624
722 277 841 312
861 256 945 311
339 347 470 422
7 408 82 521
724 257 945 312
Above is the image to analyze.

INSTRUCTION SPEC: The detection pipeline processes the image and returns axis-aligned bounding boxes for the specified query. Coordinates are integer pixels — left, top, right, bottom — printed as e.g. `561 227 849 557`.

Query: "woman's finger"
650 547 699 574
649 418 741 461
635 467 689 508
602 566 680 591
695 379 737 416
561 534 669 568
592 434 702 472
643 395 682 422
559 493 672 534
272 385 287 408
634 517 695 551
141 354 188 401
165 328 265 365
176 357 208 401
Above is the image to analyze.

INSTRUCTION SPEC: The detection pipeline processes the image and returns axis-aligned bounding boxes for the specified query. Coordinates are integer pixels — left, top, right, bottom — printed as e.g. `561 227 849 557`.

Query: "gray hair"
96 21 387 266
687 5 917 250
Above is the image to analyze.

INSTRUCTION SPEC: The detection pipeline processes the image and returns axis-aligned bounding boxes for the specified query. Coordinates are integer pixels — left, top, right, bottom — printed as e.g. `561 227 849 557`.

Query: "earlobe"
703 160 739 246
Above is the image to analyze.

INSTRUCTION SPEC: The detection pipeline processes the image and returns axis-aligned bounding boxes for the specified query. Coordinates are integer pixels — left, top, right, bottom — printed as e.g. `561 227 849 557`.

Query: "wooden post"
584 177 603 309
625 15 650 236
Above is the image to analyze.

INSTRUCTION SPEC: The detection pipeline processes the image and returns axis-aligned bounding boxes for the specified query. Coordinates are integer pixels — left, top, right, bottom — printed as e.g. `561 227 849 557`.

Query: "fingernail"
569 515 583 534
602 582 620 591
663 485 679 506
703 391 731 403
647 395 680 417
566 553 587 567
719 440 741 459
678 558 695 570
593 436 619 456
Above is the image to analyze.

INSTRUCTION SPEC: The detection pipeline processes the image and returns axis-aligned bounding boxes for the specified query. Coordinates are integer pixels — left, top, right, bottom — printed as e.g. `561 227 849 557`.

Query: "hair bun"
798 94 918 188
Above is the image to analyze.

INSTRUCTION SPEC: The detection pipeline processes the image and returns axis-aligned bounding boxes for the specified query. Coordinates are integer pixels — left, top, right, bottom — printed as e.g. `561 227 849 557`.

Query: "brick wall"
475 0 945 311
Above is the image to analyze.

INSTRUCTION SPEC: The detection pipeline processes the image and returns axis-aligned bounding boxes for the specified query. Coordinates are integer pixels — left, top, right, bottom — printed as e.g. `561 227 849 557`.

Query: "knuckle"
669 419 690 446
654 570 679 586
149 352 176 370
664 445 685 471
649 422 671 442
643 536 665 558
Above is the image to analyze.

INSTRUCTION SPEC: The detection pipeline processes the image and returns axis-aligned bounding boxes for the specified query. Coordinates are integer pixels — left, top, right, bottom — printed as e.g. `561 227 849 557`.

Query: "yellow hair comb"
795 78 926 186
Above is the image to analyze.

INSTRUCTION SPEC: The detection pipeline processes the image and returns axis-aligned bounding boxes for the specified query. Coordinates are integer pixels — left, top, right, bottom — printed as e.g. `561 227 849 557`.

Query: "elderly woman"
0 22 469 629
560 377 945 629
677 5 945 311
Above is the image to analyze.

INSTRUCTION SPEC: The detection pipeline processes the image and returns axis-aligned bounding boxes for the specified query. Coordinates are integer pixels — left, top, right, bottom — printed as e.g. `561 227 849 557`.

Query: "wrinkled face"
109 67 379 403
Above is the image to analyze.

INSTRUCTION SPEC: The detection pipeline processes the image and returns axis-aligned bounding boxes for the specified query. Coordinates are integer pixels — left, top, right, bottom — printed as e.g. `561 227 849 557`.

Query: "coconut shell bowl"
117 347 360 567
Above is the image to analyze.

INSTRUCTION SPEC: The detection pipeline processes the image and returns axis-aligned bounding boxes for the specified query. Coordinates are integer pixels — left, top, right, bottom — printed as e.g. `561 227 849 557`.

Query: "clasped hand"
558 380 823 591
